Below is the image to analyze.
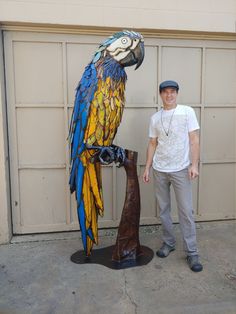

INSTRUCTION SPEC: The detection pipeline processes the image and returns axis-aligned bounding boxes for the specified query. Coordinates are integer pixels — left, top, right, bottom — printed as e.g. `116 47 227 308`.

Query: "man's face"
160 88 178 106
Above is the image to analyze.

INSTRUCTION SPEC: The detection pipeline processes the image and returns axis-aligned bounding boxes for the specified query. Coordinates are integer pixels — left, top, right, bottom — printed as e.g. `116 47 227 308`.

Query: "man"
143 80 203 272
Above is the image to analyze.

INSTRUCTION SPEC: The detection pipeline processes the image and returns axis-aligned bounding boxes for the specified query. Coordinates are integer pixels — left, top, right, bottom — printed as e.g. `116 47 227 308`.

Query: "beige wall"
0 31 12 244
0 0 236 33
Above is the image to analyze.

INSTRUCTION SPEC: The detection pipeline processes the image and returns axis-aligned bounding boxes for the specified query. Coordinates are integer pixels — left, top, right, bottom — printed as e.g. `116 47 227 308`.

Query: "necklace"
161 107 176 136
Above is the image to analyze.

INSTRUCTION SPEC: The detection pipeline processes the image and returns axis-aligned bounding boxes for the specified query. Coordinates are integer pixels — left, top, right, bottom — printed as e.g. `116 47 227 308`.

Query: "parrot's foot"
112 145 126 167
86 144 126 167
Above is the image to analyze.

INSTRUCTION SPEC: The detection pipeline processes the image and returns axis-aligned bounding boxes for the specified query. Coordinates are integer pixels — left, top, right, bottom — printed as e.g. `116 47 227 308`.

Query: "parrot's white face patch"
106 36 141 63
107 36 132 53
130 38 139 50
113 50 130 61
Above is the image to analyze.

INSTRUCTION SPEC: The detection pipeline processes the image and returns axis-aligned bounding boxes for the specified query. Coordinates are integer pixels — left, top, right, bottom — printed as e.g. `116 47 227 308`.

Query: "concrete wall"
0 31 12 244
0 0 236 33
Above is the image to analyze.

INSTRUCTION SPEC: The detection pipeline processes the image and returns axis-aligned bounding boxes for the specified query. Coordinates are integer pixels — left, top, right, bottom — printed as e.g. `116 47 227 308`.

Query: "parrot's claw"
86 144 126 166
112 145 126 167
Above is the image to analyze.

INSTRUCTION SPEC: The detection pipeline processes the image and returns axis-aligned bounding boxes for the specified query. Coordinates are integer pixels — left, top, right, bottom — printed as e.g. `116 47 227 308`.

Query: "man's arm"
189 130 200 179
142 137 157 183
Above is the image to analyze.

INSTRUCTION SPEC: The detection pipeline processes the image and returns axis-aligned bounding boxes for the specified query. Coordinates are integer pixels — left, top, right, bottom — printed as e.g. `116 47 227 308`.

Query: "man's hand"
188 165 199 179
142 138 157 183
143 167 150 183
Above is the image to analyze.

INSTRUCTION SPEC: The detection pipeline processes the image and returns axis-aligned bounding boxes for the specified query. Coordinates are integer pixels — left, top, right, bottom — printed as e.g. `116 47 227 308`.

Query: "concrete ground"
0 221 236 314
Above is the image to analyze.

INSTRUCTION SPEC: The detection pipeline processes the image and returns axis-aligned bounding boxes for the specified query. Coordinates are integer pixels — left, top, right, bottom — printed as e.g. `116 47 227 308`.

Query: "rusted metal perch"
112 149 143 262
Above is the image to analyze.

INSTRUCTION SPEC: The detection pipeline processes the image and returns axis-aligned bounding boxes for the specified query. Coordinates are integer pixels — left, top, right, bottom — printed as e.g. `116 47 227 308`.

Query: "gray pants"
153 167 198 256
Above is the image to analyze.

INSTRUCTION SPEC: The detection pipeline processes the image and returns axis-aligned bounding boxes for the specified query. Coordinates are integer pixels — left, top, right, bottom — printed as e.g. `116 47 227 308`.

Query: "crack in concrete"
123 270 138 314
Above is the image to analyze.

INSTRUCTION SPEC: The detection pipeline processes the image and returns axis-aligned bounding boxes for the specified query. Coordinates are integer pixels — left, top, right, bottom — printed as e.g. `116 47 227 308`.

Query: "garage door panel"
116 108 156 165
162 47 202 104
205 49 236 104
17 108 66 165
67 43 97 104
125 46 158 105
200 163 236 218
203 108 236 161
5 32 236 235
13 41 63 104
19 168 67 226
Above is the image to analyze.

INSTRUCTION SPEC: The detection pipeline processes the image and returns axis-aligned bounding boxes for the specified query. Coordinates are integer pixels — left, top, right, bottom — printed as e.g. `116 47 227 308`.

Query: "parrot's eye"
121 38 128 44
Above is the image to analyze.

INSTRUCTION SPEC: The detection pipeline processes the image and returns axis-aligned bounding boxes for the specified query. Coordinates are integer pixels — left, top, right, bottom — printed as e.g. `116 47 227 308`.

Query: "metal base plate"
70 245 154 270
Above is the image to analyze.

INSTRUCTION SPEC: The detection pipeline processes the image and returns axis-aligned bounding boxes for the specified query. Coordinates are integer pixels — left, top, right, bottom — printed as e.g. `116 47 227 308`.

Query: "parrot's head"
93 30 145 70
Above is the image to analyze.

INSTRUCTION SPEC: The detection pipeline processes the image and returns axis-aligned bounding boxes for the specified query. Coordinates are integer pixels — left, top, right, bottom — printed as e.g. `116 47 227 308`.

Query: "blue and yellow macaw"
69 30 144 256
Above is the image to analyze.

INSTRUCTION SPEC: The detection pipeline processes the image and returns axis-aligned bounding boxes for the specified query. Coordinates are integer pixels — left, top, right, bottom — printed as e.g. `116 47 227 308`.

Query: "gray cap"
159 80 179 93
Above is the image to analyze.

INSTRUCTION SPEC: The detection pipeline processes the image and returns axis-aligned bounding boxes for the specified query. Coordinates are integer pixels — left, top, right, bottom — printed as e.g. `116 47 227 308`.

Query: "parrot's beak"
119 40 145 69
134 41 145 70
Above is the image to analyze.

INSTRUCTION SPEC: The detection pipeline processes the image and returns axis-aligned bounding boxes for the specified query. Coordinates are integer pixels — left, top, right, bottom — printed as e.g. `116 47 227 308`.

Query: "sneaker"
156 243 175 258
186 255 203 272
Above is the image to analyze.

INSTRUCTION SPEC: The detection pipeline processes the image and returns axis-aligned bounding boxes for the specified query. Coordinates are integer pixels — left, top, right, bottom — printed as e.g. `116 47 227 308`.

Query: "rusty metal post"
112 149 143 262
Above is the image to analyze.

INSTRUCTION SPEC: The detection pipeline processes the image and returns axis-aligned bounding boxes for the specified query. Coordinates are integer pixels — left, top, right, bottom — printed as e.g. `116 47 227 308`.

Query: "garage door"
4 31 236 234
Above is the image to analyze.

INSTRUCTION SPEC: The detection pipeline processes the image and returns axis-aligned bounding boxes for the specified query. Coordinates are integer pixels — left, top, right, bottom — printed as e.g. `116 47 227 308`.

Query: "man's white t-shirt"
149 104 200 172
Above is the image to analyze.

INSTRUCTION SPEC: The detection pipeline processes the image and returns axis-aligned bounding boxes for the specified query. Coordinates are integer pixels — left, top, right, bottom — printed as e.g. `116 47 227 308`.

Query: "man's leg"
170 168 198 256
153 169 176 248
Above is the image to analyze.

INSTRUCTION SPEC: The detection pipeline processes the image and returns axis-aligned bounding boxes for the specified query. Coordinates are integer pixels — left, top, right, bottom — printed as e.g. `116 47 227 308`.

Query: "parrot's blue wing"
69 62 98 253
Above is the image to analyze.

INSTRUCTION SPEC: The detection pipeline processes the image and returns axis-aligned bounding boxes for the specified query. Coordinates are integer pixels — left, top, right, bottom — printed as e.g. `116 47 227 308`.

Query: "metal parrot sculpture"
69 30 144 256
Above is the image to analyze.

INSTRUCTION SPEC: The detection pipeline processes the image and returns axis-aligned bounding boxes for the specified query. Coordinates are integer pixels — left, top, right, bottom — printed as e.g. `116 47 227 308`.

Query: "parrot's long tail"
70 150 103 256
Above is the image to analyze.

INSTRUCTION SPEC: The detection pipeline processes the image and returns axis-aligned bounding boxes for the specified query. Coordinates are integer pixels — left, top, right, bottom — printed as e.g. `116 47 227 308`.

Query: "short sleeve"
149 116 158 138
187 107 200 132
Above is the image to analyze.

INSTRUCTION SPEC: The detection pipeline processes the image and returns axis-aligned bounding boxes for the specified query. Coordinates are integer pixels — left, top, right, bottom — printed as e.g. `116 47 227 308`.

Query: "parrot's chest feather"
84 76 126 147
84 57 127 146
